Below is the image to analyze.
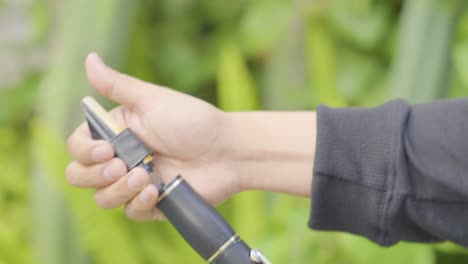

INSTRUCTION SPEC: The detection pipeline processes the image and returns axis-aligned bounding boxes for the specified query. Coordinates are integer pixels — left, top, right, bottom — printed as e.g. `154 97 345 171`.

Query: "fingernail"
103 160 122 181
91 145 110 162
139 186 155 204
128 171 146 190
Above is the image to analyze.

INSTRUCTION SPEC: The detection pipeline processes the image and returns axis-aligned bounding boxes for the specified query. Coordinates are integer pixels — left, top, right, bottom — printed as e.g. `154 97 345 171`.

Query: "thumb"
85 52 152 110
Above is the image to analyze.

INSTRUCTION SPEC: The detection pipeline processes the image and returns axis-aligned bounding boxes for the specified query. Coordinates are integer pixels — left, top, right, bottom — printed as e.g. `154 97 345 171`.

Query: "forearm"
220 112 316 197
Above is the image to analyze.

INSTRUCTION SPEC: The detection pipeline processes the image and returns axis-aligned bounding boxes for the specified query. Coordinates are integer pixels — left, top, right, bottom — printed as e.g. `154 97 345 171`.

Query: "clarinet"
81 96 271 264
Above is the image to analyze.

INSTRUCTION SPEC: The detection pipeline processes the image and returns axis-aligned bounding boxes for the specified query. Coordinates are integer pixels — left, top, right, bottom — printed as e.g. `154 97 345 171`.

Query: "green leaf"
30 0 50 44
453 39 468 88
327 0 392 50
338 234 435 264
239 0 291 56
434 242 468 255
217 43 259 111
262 6 311 110
336 49 387 105
389 0 460 102
306 17 347 107
0 74 40 126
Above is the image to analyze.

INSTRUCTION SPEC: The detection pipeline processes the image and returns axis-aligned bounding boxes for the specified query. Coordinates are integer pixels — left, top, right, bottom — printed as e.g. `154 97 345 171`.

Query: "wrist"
219 111 316 196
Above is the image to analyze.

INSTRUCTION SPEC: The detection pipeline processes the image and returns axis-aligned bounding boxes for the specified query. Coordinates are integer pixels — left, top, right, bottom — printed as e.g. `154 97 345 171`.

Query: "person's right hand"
66 53 315 222
66 53 241 221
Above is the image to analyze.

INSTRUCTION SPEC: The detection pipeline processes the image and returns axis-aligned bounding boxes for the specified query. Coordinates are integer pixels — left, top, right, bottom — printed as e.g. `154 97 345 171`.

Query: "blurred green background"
2 0 468 263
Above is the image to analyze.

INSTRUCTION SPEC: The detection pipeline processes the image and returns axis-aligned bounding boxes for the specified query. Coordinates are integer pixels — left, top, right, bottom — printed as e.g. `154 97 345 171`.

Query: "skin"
66 53 316 221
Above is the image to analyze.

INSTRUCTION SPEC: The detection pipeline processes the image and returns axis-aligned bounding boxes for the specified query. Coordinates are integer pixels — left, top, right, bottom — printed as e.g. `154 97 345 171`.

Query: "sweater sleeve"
309 98 468 247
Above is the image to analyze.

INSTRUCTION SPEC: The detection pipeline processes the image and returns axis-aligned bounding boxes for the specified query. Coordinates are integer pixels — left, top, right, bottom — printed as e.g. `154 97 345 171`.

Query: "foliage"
1 0 468 263
0 126 33 264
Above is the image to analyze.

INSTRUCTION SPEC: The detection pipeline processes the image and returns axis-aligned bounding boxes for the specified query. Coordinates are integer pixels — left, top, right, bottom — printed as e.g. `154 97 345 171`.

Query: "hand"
66 53 239 221
67 53 316 222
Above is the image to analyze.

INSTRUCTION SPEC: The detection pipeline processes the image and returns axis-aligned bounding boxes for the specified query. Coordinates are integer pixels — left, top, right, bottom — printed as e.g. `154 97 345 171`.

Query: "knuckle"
114 189 131 203
104 72 123 98
113 158 127 173
93 192 114 209
125 205 141 220
140 174 151 187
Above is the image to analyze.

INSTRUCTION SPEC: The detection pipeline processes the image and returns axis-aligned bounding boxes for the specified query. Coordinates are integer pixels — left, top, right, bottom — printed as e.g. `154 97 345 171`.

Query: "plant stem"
390 0 462 102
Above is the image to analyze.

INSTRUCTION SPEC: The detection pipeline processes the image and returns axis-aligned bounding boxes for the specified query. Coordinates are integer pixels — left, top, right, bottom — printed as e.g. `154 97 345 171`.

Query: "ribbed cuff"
308 100 409 246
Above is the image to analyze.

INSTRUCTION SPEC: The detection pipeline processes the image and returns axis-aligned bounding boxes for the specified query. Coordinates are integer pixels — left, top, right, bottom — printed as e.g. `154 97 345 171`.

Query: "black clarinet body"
157 175 255 264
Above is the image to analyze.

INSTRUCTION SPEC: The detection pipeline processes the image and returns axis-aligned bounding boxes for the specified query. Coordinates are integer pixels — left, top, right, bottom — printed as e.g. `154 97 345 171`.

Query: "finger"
67 122 114 165
85 52 163 111
93 167 150 209
124 184 161 221
66 158 127 188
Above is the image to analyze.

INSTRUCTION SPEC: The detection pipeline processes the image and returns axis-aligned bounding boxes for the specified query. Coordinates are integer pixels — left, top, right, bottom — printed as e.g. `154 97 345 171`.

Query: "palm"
111 89 238 205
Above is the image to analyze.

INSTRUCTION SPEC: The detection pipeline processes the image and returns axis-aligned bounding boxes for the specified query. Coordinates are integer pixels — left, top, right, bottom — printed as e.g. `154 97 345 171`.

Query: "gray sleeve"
309 98 468 247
